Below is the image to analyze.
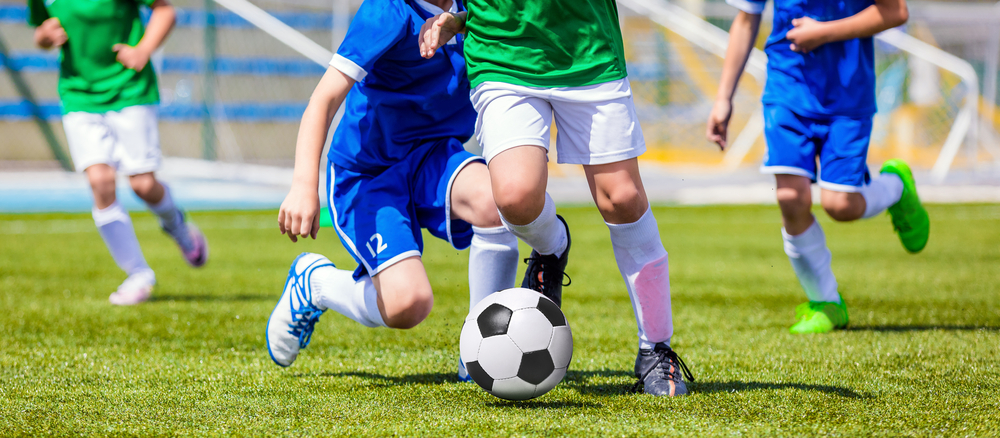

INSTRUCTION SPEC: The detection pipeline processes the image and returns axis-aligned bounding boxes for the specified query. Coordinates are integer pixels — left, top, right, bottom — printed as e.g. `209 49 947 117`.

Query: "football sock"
500 193 567 257
860 173 904 219
782 219 841 303
93 201 153 277
312 267 387 328
607 207 673 350
468 225 519 310
146 183 195 252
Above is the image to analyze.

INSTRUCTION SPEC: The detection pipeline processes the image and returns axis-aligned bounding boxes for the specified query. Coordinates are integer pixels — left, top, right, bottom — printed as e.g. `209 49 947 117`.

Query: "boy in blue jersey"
708 0 930 333
264 0 520 376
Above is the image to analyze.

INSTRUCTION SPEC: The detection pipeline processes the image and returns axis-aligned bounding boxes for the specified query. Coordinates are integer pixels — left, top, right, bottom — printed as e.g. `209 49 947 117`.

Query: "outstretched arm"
419 11 467 59
787 0 908 53
279 67 356 242
113 0 177 71
706 11 761 150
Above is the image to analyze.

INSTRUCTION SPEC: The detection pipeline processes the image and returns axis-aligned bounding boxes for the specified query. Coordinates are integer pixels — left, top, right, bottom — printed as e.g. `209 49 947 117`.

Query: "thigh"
816 116 872 193
550 78 646 165
470 82 553 164
411 139 484 250
62 111 116 173
328 163 423 280
761 105 818 180
105 105 162 176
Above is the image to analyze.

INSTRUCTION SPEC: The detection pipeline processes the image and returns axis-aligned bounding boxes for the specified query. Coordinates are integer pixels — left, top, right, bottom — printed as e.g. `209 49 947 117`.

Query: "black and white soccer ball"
460 287 573 400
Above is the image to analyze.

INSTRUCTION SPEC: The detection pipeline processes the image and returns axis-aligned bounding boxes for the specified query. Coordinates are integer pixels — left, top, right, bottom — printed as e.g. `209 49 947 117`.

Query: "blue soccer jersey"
727 0 877 118
328 0 476 170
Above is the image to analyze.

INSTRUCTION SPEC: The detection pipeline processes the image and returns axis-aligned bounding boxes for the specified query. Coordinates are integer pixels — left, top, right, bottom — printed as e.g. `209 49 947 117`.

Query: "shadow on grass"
485 399 602 409
148 294 271 302
692 380 870 399
298 371 458 386
846 325 1000 332
561 369 635 396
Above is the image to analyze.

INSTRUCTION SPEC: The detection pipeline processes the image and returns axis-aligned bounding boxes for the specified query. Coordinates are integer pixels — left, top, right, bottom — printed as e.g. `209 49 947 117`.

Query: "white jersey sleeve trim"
725 0 765 14
330 54 367 82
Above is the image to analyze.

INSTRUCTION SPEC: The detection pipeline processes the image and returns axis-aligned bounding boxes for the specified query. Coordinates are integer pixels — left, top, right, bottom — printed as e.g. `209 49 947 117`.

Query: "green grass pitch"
2 204 998 436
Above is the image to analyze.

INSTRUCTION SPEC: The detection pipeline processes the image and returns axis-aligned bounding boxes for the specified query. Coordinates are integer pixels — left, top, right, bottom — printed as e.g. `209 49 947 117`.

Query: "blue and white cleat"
458 358 473 383
266 253 333 367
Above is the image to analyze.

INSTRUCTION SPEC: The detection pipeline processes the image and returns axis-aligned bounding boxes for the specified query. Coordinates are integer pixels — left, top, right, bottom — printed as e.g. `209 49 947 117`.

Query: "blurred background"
1 0 998 212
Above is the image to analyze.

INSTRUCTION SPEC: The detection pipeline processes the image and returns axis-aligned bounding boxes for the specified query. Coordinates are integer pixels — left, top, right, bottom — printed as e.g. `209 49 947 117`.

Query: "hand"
786 17 829 53
112 44 152 71
36 18 68 49
706 99 733 150
420 12 464 59
277 185 321 243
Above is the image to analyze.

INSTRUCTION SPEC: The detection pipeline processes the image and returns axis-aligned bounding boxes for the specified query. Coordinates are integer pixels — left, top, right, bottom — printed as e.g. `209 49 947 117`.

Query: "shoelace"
285 261 328 349
631 348 695 393
523 255 572 289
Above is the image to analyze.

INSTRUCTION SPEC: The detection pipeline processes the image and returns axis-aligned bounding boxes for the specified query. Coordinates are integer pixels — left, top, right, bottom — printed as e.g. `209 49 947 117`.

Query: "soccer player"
264 0 520 379
706 0 929 333
29 0 208 306
419 1 696 396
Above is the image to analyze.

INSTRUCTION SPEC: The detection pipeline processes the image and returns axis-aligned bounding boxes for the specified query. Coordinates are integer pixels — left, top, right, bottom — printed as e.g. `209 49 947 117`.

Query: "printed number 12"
367 233 387 257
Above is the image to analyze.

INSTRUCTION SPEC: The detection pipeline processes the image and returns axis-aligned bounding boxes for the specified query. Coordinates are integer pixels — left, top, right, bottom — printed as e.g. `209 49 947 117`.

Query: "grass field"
2 204 999 436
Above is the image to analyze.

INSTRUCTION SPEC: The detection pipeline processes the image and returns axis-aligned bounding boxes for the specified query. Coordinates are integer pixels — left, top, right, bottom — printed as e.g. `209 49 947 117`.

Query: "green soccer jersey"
463 0 628 89
28 0 159 114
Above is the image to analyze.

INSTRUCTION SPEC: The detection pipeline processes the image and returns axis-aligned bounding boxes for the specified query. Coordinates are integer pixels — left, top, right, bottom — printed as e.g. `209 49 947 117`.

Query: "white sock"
147 183 194 252
312 267 387 328
860 173 904 219
607 208 673 351
782 219 840 303
500 193 567 257
468 225 519 310
93 201 153 278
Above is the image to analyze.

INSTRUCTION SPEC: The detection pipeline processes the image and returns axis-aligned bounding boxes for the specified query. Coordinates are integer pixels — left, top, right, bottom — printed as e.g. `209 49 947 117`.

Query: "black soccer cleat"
520 214 571 307
633 343 695 397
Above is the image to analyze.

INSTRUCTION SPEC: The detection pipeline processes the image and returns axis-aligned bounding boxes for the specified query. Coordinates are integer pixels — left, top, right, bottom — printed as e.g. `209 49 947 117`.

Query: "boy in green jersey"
30 0 208 306
420 0 695 396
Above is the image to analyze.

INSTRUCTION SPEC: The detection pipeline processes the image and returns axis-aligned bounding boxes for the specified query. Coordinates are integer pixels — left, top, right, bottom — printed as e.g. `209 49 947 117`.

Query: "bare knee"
85 165 117 207
822 191 865 222
381 285 434 329
492 179 544 225
593 183 646 223
129 174 157 198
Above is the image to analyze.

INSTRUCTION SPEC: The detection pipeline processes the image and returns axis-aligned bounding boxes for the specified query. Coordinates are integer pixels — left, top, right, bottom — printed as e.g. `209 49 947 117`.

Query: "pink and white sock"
607 208 673 350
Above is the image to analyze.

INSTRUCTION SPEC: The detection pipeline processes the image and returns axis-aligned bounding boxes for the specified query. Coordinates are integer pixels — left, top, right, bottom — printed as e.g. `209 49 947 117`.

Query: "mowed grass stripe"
1 205 997 436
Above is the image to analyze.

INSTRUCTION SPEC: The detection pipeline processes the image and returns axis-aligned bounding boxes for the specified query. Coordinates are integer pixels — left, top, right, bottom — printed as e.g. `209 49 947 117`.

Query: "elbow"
892 4 909 27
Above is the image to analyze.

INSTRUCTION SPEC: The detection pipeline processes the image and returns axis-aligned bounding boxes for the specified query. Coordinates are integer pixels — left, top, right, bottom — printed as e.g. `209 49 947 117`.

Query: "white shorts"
62 105 162 174
470 78 646 165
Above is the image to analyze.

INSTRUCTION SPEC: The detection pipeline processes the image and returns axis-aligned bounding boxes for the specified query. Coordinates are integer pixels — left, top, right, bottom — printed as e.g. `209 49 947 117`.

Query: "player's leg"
762 105 846 333
817 115 928 252
447 160 519 309
471 83 569 305
266 162 433 367
64 111 155 305
111 105 208 266
552 78 691 396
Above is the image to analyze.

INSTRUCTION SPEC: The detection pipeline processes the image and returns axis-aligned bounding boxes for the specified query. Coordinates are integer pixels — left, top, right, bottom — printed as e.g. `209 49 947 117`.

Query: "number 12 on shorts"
367 233 387 257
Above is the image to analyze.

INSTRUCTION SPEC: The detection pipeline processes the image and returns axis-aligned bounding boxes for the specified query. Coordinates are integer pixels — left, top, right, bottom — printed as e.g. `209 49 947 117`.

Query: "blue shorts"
326 138 483 279
761 104 872 192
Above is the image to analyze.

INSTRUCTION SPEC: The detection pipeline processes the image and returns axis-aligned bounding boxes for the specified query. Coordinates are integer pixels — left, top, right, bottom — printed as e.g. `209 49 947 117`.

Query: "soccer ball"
460 288 573 400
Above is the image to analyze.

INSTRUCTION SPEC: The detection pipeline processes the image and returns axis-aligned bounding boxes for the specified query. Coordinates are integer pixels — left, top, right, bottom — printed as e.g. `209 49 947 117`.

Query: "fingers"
310 214 320 240
278 209 287 235
790 43 801 53
112 44 125 52
791 18 802 26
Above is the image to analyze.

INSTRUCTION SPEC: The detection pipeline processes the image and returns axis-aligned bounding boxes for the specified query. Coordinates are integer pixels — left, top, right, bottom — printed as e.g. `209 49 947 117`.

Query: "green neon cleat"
880 159 930 253
789 300 849 334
